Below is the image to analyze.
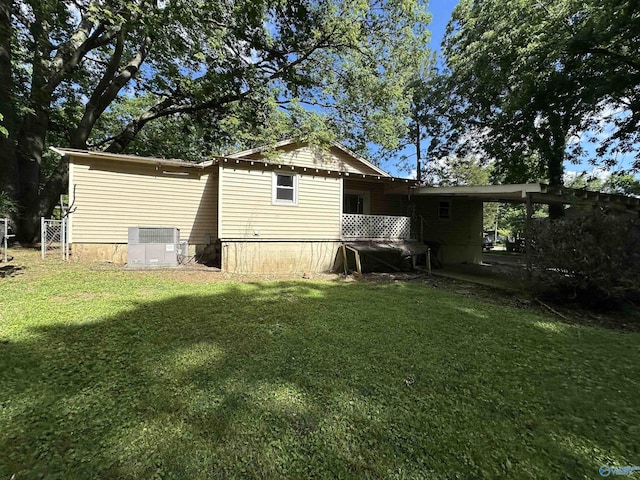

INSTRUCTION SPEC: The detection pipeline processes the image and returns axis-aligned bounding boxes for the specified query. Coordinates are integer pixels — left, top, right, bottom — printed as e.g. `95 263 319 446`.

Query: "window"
438 200 451 220
344 194 365 214
272 172 298 205
343 190 370 214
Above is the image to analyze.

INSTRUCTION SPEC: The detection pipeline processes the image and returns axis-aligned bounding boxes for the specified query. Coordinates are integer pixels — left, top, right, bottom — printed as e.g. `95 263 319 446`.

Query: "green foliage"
10 0 432 158
602 172 640 195
429 0 640 184
499 204 548 239
483 202 499 233
564 172 607 191
425 156 491 187
1 252 639 478
565 171 640 196
530 211 640 305
0 191 17 218
0 114 7 138
3 0 433 241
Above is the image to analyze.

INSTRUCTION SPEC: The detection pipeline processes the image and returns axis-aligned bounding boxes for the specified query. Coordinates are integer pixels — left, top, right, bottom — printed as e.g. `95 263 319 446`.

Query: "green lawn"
1 252 639 479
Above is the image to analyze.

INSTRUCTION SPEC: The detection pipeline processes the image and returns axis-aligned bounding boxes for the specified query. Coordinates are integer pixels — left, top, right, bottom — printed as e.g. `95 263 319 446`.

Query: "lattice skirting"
342 214 410 239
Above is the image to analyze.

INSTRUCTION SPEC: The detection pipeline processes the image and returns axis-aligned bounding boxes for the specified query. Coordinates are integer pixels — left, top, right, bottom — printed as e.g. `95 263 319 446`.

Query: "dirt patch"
0 265 23 278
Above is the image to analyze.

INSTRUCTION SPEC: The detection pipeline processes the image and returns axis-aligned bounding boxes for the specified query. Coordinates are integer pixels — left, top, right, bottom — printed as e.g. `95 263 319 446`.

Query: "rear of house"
66 151 218 263
58 142 425 273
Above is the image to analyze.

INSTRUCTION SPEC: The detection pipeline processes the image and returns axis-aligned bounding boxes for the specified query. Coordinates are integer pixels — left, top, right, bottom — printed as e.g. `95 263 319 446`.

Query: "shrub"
0 191 17 219
530 210 640 306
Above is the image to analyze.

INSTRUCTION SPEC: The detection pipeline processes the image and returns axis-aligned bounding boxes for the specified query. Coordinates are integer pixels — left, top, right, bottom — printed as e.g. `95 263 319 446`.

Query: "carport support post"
525 194 533 279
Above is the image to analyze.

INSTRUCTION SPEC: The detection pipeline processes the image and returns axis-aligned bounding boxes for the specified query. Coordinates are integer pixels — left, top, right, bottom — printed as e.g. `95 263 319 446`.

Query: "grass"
1 250 639 479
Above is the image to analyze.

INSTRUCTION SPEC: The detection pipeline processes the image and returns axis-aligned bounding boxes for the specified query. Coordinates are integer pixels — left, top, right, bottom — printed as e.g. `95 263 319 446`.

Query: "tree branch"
582 47 640 72
72 31 153 149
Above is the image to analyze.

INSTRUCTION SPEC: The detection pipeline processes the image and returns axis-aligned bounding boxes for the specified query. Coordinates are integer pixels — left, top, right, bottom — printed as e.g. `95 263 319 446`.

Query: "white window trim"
272 171 299 206
438 199 452 220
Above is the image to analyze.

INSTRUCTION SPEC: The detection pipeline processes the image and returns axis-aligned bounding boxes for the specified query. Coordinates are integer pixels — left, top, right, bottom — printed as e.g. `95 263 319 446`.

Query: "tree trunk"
11 5 105 242
545 112 566 220
71 33 152 150
0 0 17 209
12 10 55 243
14 102 51 242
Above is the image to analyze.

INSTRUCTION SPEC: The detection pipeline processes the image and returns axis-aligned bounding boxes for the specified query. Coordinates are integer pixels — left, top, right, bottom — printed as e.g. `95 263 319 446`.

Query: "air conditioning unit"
127 226 180 267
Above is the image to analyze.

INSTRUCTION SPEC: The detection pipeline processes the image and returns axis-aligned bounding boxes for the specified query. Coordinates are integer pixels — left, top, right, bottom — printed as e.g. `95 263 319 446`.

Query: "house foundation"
221 240 342 274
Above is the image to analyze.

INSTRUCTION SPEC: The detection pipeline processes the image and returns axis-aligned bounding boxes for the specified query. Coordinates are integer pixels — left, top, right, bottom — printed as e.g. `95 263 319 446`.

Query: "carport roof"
413 183 640 212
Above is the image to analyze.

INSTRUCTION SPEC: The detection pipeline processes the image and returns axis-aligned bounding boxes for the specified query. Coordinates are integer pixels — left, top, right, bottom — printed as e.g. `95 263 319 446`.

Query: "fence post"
41 217 45 259
61 216 66 260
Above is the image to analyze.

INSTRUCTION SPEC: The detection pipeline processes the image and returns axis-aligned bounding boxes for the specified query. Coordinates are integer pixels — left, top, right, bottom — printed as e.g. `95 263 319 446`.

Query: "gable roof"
50 146 415 185
227 139 390 177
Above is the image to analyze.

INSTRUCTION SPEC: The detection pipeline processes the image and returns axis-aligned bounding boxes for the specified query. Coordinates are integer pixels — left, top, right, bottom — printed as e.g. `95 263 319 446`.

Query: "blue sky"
426 1 457 54
386 1 637 183
384 1 456 179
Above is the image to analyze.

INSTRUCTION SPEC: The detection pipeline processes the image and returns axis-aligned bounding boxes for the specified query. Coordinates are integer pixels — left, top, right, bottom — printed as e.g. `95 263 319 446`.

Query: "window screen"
273 173 297 204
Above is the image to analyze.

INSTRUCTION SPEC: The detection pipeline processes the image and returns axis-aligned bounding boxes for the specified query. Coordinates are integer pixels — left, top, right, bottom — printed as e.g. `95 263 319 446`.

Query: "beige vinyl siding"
220 166 341 239
242 145 383 175
414 196 483 264
70 158 217 244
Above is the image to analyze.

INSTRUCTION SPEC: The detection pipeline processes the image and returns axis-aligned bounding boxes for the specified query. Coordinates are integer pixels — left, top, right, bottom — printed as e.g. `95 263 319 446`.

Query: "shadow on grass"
1 281 638 479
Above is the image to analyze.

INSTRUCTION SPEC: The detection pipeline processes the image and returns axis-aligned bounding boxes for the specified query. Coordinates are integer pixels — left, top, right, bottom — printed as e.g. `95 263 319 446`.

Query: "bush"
0 191 17 219
530 210 640 306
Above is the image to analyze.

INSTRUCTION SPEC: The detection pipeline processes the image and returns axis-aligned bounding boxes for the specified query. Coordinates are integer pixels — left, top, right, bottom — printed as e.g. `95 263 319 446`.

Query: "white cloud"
563 167 611 186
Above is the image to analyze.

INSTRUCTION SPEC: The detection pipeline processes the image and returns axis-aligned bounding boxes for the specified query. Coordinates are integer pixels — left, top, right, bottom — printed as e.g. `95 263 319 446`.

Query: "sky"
426 2 458 54
385 1 457 179
387 1 637 183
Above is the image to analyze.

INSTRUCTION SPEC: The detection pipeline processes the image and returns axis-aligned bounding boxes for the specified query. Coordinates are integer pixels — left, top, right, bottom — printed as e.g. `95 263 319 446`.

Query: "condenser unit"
127 226 180 267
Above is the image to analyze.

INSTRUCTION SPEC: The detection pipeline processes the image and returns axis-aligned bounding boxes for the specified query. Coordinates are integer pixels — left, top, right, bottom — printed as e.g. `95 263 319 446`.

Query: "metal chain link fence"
41 217 69 260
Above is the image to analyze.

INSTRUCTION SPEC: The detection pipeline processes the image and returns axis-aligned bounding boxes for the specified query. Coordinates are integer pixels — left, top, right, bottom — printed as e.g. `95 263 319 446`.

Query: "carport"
411 182 640 277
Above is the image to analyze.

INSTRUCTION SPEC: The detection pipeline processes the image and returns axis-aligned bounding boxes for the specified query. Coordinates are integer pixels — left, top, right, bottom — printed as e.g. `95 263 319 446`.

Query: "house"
51 141 490 273
54 141 640 273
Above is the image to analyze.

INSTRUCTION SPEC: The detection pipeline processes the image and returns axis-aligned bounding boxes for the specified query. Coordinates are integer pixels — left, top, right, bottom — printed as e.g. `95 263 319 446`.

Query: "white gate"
1 218 9 263
41 217 69 261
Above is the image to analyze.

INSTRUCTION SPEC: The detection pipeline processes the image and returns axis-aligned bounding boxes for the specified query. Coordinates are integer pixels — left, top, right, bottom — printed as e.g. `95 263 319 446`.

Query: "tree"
425 155 490 187
604 173 640 195
566 170 640 195
435 0 640 218
1 0 431 242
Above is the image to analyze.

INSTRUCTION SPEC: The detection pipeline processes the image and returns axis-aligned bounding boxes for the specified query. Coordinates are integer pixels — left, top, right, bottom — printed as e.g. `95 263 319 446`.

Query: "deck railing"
341 213 411 240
